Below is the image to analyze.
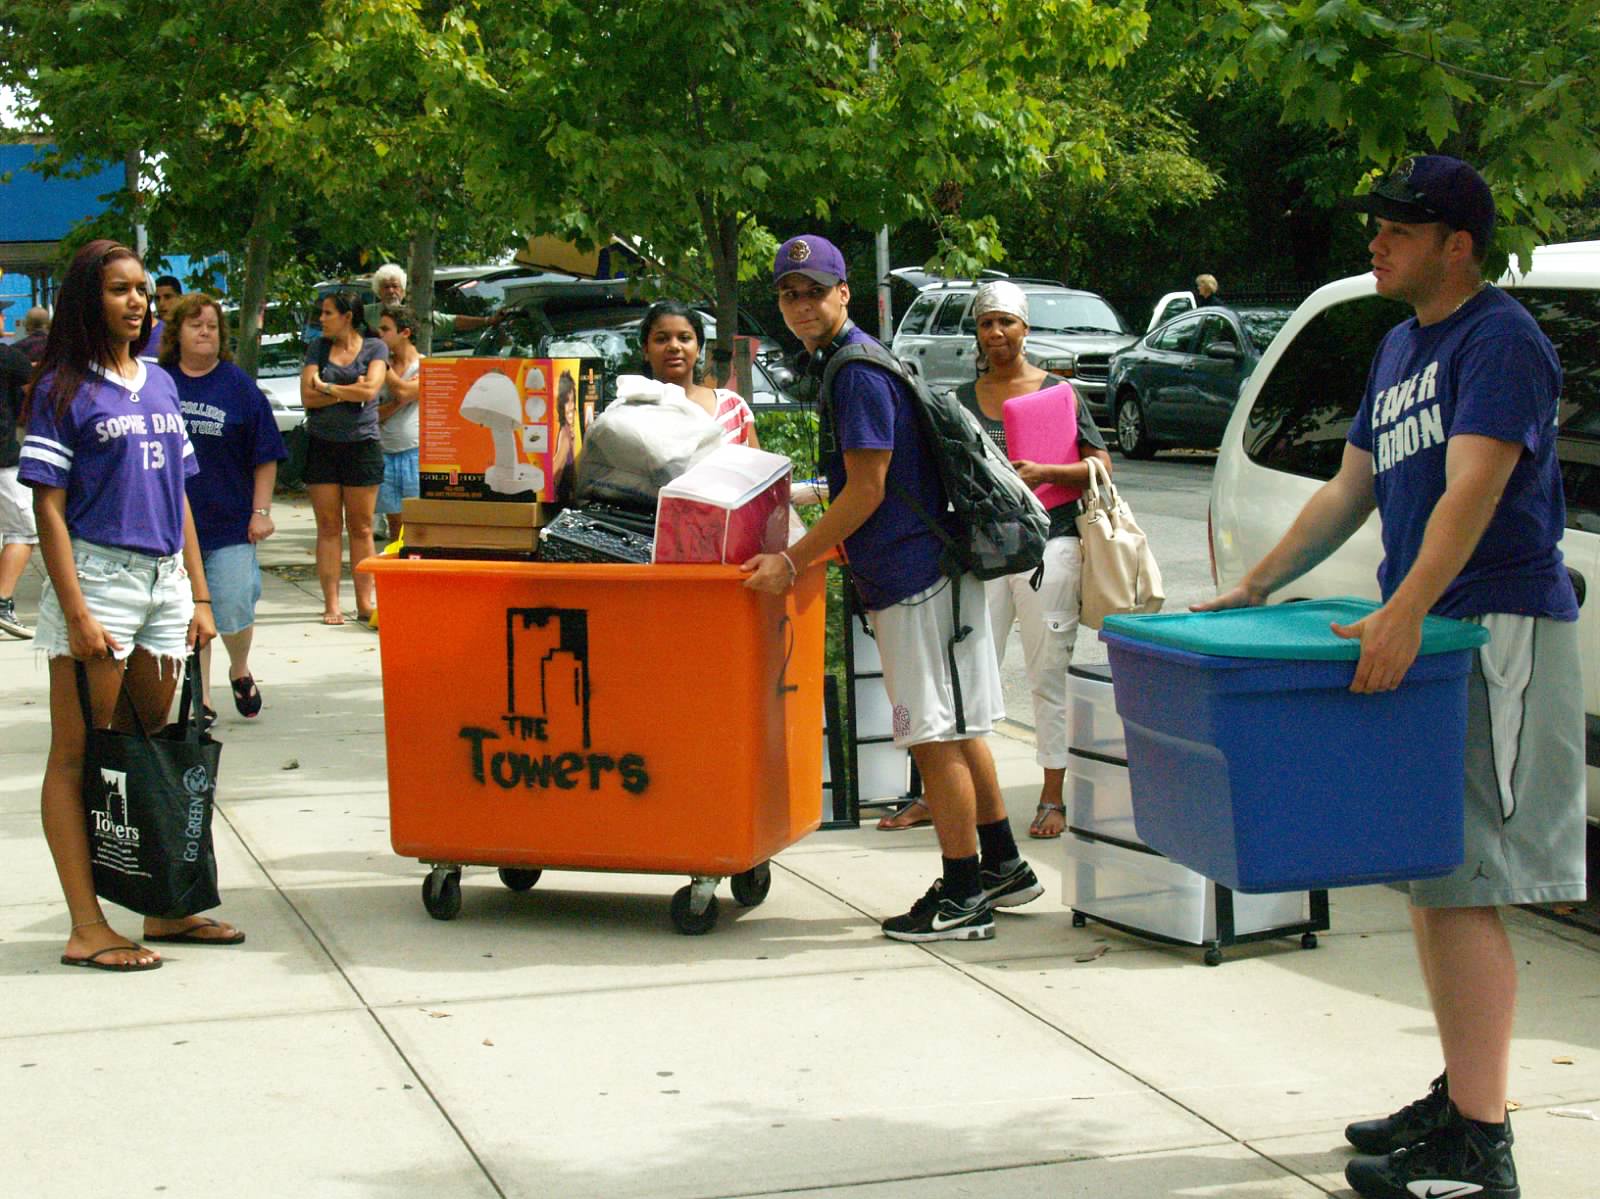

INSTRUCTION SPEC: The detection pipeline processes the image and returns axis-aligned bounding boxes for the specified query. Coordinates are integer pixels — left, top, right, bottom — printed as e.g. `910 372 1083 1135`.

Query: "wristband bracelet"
252 508 270 516
778 551 798 584
194 599 212 605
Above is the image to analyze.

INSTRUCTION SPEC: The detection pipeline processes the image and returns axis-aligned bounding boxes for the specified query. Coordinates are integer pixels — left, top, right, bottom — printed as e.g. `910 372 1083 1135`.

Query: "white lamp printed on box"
458 369 545 495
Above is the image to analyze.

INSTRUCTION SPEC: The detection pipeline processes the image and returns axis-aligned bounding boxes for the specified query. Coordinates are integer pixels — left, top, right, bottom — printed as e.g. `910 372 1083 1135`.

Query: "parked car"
1106 304 1293 458
1210 240 1600 822
890 278 1136 422
307 264 586 354
253 335 308 434
1147 289 1197 331
476 288 805 411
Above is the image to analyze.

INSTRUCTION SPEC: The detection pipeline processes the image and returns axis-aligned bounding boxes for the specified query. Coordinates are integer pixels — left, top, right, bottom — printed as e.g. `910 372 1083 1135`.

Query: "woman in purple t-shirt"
19 240 245 972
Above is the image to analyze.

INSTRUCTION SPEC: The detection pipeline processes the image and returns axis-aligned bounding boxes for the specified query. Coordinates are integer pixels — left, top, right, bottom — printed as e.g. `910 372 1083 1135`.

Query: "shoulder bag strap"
74 658 156 740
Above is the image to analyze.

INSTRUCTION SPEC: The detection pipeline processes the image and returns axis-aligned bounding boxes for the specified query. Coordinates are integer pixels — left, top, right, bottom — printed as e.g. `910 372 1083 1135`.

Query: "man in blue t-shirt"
1201 156 1583 1199
744 235 1042 944
140 274 182 363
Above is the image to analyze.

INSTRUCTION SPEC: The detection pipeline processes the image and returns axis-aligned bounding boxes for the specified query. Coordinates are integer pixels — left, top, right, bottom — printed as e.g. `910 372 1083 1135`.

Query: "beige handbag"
1075 457 1165 629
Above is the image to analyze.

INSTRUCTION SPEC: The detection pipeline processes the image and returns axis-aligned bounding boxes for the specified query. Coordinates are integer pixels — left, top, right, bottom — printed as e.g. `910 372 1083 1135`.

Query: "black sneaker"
1345 1103 1518 1199
0 597 30 640
882 879 994 942
1346 1072 1451 1155
980 857 1044 910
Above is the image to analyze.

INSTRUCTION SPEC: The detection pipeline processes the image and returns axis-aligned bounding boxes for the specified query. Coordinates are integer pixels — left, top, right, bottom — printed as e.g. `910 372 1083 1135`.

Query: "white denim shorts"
0 466 38 545
36 539 193 664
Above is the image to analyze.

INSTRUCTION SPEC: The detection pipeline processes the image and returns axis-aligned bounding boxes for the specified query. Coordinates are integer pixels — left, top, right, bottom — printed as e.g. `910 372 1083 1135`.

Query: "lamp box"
419 357 596 503
400 498 552 553
653 444 793 564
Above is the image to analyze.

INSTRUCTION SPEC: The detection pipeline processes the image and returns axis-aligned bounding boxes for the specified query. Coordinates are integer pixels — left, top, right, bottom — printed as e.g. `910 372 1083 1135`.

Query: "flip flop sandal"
231 674 263 718
201 704 218 732
60 944 163 972
1028 802 1066 839
876 797 932 831
144 918 246 946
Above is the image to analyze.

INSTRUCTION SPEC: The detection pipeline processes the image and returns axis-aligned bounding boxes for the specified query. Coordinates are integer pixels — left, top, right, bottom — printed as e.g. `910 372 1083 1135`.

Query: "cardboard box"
653 445 793 564
401 498 551 552
419 357 597 503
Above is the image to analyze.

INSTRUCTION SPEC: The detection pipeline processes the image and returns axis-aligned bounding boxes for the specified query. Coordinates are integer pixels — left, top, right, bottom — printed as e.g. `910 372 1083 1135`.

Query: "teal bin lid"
1100 598 1490 661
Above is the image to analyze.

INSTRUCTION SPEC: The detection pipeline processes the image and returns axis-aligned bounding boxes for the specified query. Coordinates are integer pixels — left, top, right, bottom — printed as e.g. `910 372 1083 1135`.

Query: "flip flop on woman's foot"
1028 802 1066 839
61 943 163 972
876 797 932 831
230 674 262 718
60 922 162 972
321 610 345 626
144 916 246 946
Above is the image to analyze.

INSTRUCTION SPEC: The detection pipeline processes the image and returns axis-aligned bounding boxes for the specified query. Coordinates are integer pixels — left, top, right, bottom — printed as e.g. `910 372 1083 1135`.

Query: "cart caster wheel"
670 886 719 935
730 862 772 907
1203 947 1224 967
1300 932 1318 950
1071 912 1087 928
498 867 543 892
423 868 462 921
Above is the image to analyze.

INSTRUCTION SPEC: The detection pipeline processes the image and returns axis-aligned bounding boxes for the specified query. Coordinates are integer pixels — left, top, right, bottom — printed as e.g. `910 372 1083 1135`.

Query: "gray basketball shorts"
1411 613 1588 908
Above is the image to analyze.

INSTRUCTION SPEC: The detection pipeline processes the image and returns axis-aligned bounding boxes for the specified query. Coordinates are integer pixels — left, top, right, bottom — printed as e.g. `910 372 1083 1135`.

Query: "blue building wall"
0 144 124 242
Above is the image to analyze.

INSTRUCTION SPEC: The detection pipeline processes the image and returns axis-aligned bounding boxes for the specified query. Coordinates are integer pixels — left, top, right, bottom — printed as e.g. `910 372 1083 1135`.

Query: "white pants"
987 535 1082 768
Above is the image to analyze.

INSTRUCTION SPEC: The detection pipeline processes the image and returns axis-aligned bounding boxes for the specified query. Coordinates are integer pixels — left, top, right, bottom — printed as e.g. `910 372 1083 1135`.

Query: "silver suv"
891 279 1136 422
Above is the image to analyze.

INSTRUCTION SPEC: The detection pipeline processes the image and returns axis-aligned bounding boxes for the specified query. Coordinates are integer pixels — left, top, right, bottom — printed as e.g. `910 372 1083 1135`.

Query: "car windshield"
1234 308 1294 354
1025 293 1125 334
256 337 308 377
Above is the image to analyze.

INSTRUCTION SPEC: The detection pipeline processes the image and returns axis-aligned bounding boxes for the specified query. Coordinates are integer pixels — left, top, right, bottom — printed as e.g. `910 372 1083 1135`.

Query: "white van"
1210 241 1600 822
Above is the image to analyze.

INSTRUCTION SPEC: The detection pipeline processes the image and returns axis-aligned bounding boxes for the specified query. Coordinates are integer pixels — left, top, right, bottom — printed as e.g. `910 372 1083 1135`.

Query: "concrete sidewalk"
2 496 1596 1199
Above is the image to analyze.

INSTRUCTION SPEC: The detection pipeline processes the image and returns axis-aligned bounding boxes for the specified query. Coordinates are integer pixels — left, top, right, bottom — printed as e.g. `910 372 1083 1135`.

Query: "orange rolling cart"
358 556 826 933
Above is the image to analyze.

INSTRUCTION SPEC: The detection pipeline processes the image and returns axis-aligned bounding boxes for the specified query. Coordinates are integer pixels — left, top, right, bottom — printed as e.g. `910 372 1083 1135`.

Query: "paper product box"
400 498 551 551
419 357 596 503
653 445 793 564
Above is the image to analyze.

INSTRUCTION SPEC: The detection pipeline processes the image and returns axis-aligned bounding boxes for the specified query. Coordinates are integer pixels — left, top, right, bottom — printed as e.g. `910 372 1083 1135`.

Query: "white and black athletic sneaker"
882 879 994 942
0 597 30 640
980 858 1044 910
1345 1103 1518 1199
1346 1072 1452 1155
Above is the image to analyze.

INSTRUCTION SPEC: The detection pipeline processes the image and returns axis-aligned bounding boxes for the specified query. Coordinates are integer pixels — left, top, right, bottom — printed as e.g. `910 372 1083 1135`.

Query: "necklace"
1450 281 1486 317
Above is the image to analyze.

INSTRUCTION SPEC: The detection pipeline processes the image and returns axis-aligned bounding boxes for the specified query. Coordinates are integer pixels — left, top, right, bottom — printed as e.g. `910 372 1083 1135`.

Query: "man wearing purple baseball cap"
744 234 1043 943
1200 154 1581 1199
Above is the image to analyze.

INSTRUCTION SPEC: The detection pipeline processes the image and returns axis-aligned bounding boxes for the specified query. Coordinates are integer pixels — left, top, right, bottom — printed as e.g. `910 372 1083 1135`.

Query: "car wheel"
1117 394 1156 460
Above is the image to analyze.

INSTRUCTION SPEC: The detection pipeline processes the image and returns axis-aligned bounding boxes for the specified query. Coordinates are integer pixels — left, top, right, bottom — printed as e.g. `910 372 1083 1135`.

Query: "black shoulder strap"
818 338 913 400
815 335 966 574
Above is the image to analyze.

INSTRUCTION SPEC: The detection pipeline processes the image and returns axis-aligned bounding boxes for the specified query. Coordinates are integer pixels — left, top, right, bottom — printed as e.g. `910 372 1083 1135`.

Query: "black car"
1106 305 1292 457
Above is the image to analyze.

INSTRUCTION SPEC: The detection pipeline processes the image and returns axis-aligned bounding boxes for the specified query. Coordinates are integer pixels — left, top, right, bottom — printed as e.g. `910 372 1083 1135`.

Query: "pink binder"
1002 382 1082 508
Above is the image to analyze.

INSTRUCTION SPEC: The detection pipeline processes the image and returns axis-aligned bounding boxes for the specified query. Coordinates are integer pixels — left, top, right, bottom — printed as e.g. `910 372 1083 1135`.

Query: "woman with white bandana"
932 280 1110 838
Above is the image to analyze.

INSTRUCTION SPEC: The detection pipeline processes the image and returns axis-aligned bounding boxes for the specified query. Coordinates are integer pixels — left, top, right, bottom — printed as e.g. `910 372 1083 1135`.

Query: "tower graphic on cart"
506 606 591 749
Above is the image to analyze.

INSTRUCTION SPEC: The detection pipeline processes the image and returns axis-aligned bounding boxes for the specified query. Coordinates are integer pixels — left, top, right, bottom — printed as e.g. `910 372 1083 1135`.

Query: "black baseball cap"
1343 155 1496 250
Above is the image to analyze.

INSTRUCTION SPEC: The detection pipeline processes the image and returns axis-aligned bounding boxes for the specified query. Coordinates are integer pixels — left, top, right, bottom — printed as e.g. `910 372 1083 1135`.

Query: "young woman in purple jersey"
19 240 245 973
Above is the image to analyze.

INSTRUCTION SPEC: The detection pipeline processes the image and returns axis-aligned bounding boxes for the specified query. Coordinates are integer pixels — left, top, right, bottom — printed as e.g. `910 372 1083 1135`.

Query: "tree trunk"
701 203 743 394
125 150 145 257
235 190 276 379
409 223 438 354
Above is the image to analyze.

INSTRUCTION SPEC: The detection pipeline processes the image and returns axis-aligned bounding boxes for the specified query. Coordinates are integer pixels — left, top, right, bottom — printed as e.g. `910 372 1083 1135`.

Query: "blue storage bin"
1100 600 1489 893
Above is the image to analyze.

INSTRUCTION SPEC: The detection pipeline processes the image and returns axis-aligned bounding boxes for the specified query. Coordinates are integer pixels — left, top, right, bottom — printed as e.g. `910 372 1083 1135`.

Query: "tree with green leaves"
1197 0 1600 271
468 0 1151 367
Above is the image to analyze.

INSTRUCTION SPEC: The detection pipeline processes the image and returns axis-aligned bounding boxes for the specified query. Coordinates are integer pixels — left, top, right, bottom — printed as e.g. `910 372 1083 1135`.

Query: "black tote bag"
77 655 222 918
